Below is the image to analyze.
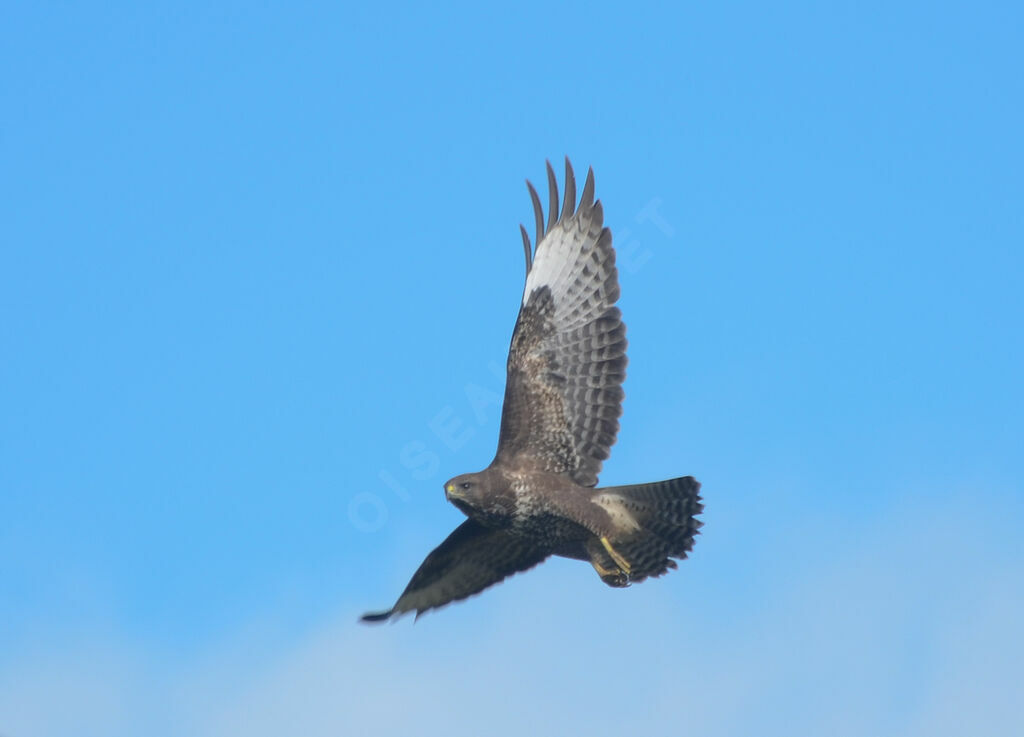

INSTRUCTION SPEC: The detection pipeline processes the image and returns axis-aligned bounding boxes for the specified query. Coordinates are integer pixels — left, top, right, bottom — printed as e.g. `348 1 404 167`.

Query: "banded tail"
589 476 703 586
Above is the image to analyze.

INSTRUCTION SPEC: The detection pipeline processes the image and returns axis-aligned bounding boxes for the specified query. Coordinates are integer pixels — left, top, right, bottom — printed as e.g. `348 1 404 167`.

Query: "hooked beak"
445 483 472 514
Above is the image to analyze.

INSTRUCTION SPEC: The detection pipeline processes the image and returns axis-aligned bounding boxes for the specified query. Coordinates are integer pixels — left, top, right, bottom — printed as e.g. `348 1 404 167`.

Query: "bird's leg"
590 558 620 578
599 536 632 576
589 556 629 587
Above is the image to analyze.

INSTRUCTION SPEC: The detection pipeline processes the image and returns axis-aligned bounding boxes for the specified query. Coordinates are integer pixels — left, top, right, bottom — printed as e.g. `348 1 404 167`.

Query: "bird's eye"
460 482 471 490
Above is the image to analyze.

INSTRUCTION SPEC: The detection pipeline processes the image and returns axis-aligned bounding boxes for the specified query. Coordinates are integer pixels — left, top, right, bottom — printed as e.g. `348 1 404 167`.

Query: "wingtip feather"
545 160 559 231
561 157 576 221
580 166 596 209
526 179 544 248
520 224 532 274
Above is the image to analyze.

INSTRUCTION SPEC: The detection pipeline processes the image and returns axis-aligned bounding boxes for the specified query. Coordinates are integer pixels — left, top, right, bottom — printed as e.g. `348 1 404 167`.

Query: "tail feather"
593 476 703 584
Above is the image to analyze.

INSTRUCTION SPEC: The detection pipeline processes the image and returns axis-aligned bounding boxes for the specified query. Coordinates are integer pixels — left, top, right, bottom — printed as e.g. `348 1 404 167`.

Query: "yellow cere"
446 484 455 492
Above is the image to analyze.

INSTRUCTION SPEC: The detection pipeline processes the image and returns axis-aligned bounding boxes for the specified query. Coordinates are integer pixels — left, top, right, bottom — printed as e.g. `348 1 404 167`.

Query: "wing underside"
361 519 549 622
496 159 626 487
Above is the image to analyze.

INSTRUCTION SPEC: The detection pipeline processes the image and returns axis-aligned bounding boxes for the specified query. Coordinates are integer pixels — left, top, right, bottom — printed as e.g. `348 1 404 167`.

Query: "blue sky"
2 1 1022 735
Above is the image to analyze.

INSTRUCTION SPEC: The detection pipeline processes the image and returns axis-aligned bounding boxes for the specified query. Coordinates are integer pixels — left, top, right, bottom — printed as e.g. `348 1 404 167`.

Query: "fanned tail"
591 476 703 585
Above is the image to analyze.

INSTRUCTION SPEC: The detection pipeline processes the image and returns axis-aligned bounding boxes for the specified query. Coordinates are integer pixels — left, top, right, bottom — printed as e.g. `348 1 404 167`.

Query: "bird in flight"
362 159 702 622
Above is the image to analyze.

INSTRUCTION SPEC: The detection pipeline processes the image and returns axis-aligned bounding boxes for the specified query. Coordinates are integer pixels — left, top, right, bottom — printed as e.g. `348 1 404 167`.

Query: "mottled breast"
509 477 592 544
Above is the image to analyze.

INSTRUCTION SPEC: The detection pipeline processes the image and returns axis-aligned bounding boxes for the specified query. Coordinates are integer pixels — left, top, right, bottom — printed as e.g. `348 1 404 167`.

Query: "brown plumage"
362 159 702 623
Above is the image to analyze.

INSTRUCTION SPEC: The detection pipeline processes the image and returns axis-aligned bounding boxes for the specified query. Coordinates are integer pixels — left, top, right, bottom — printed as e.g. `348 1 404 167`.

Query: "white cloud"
2 491 1022 737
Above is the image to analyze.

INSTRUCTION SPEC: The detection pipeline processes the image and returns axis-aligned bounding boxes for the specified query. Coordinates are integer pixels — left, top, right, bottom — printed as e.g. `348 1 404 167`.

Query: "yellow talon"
600 536 631 575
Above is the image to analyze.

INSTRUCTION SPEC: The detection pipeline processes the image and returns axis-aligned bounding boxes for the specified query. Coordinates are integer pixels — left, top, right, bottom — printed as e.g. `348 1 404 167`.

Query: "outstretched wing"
495 158 626 487
360 520 548 622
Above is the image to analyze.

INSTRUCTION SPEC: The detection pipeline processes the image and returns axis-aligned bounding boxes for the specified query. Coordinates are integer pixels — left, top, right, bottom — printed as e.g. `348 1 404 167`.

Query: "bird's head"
444 472 487 513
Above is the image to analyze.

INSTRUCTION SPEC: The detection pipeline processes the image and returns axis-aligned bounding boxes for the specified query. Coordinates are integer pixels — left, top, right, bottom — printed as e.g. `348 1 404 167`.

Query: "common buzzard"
362 159 702 622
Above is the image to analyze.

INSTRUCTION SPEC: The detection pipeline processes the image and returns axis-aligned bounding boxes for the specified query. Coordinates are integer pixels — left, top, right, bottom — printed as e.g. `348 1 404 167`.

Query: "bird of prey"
362 159 702 622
